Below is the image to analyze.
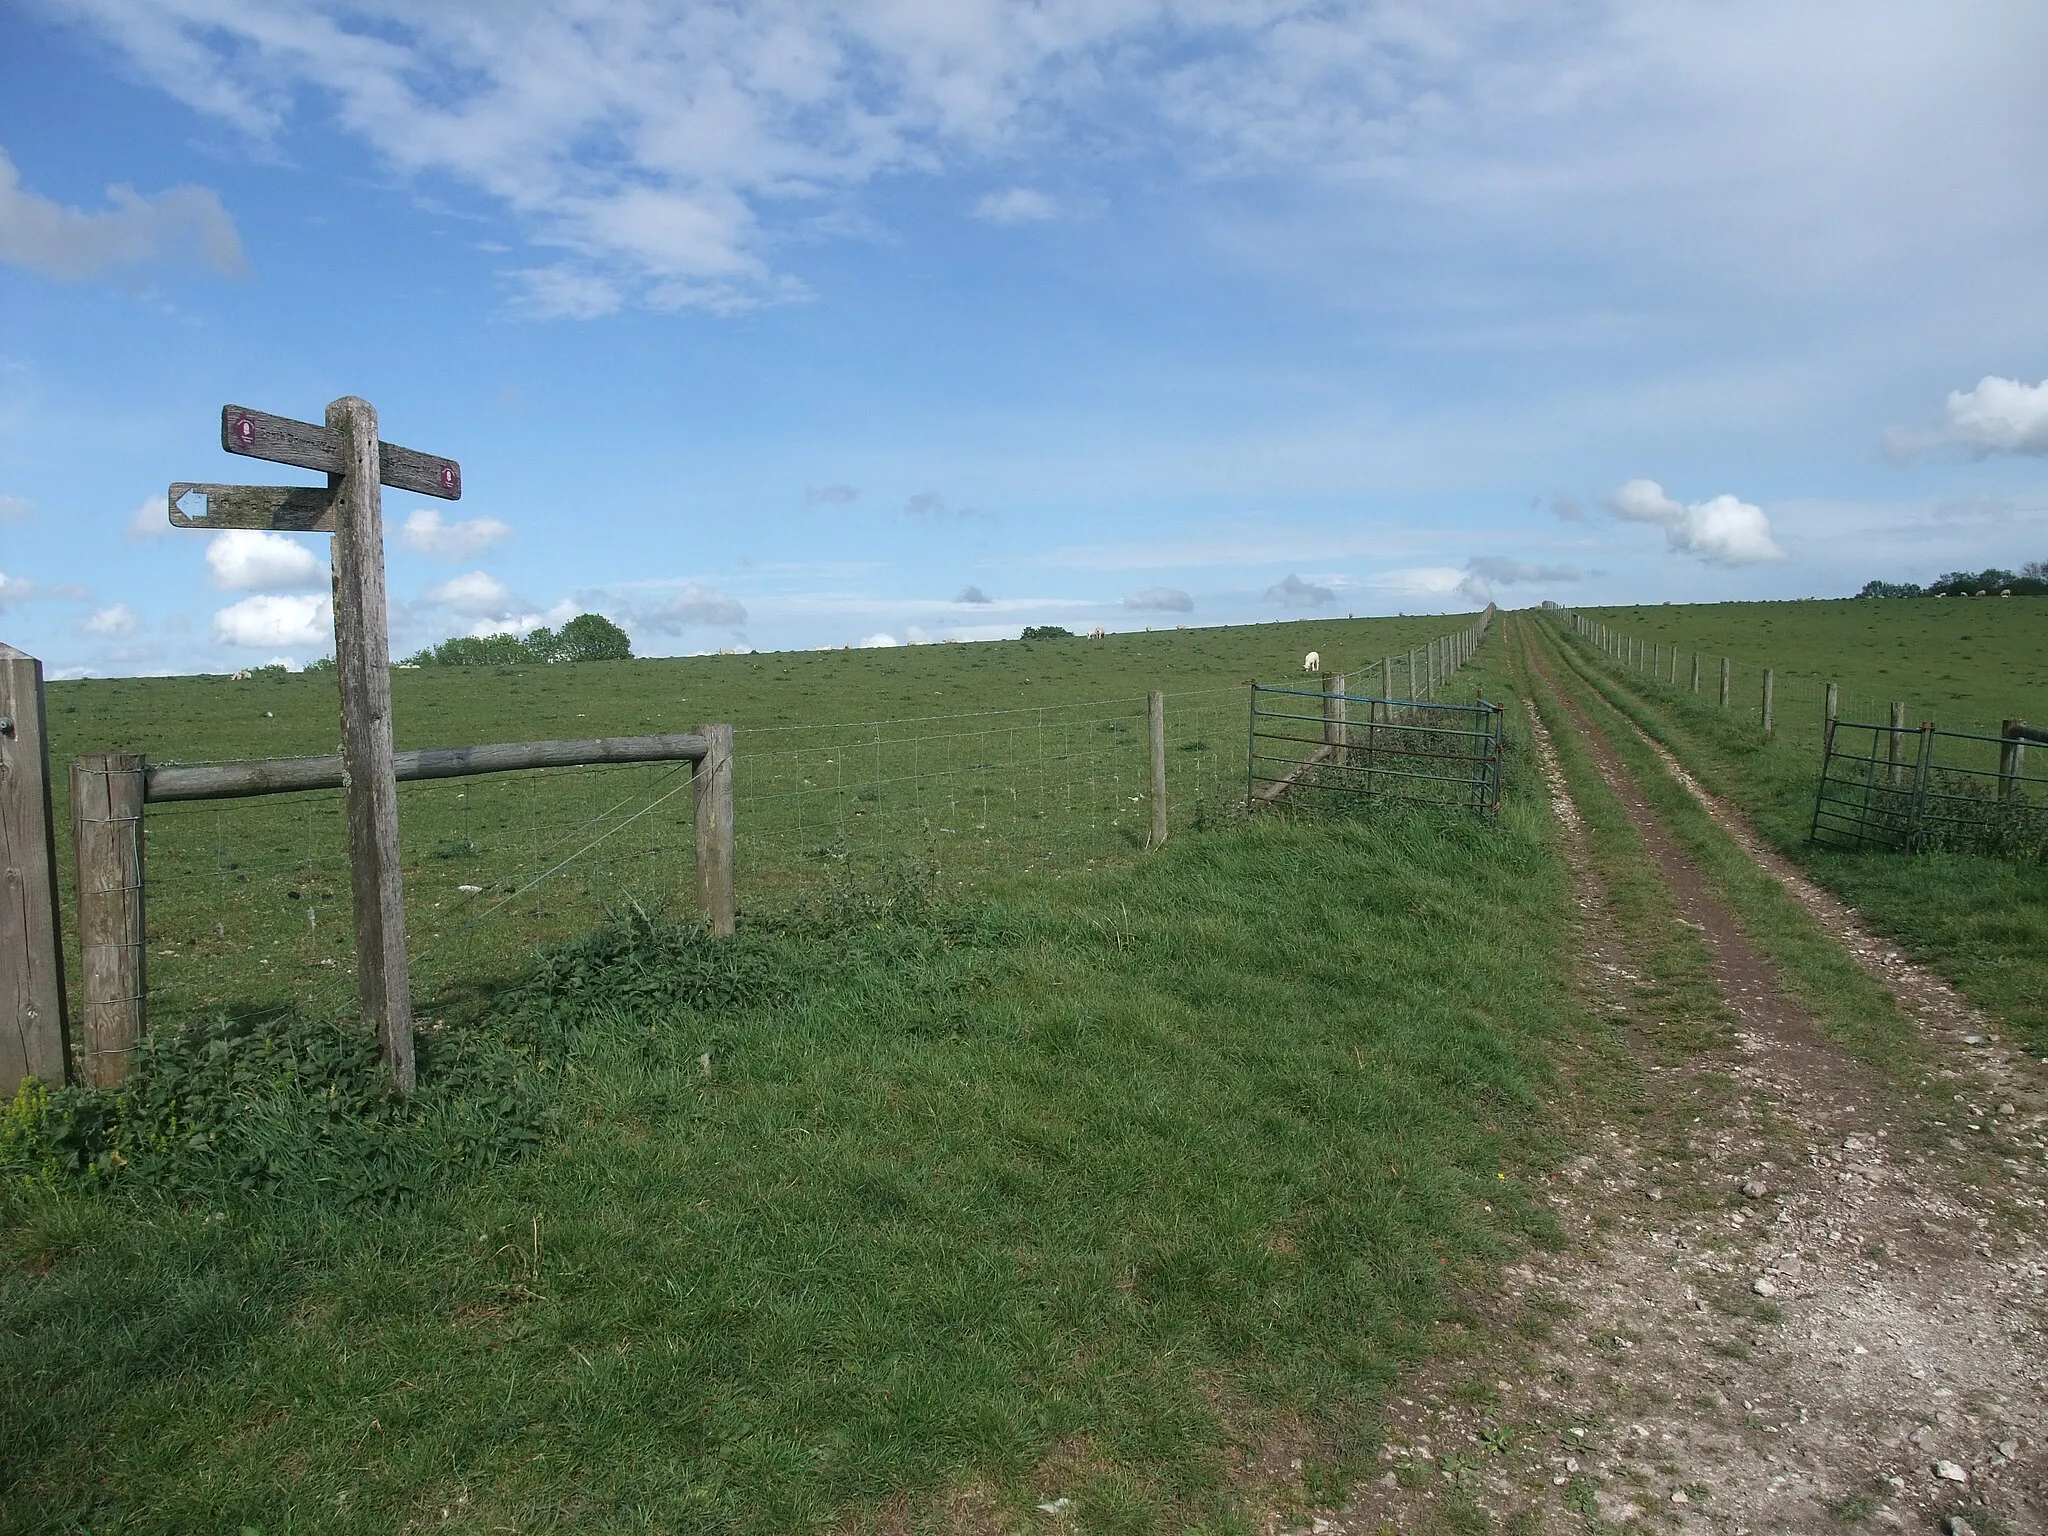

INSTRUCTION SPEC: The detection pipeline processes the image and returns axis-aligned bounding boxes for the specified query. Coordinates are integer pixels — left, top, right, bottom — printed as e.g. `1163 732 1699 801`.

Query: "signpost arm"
328 396 416 1091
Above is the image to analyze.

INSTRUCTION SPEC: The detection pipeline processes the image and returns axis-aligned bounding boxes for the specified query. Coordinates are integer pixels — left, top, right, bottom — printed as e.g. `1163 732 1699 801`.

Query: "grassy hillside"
35 614 1490 1031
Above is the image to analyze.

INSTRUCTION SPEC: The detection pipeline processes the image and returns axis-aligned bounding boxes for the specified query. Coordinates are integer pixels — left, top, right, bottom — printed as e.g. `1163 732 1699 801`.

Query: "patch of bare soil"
1259 630 2048 1536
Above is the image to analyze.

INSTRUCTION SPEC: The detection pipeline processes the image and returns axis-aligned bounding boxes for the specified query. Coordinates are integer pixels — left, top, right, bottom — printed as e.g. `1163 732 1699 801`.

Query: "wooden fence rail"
67 728 734 1089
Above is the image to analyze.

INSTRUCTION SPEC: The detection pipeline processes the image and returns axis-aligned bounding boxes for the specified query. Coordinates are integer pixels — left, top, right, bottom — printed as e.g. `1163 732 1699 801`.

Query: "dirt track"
1267 617 2048 1535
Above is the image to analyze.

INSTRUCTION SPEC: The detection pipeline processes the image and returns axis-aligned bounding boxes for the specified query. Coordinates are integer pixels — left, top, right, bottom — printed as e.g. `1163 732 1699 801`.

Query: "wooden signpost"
169 399 461 1092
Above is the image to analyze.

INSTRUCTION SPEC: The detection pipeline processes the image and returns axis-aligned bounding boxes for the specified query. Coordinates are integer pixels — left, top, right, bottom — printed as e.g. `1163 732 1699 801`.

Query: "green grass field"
1548 604 2048 1054
3 624 1573 1534
36 614 1487 1032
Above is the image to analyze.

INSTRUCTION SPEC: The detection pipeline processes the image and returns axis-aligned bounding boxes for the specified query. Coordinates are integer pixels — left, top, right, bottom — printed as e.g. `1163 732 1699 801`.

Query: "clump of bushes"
405 612 632 667
1019 624 1074 640
1860 562 2048 598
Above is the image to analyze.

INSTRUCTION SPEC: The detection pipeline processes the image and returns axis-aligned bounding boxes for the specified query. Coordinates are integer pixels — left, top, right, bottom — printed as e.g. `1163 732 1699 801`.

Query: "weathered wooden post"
70 754 145 1087
1381 655 1394 700
1888 701 1907 786
170 399 464 1091
1653 642 1661 678
1824 682 1838 739
1690 652 1701 693
694 722 735 937
1719 657 1730 708
1998 719 2021 803
1761 669 1775 735
1409 647 1423 700
327 397 415 1092
1147 691 1167 850
1323 673 1347 759
1 643 69 1092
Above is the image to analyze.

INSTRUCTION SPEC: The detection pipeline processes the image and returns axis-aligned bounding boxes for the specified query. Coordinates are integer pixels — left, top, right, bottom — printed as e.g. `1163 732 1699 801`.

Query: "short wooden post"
2 644 69 1092
1381 656 1394 700
328 396 415 1093
1148 691 1168 849
1690 652 1701 693
1653 642 1661 678
1824 682 1838 739
1888 701 1907 786
1761 669 1774 734
1323 672 1347 763
1998 719 2020 802
1719 657 1730 707
694 723 735 937
1409 647 1422 700
70 753 145 1087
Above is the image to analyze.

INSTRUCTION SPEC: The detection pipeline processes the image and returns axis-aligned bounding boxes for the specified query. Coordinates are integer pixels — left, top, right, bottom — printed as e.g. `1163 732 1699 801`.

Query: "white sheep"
1303 651 1321 672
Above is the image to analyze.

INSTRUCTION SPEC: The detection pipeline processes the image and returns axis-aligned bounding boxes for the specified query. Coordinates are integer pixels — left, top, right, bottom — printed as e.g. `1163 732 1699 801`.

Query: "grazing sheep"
1303 651 1321 672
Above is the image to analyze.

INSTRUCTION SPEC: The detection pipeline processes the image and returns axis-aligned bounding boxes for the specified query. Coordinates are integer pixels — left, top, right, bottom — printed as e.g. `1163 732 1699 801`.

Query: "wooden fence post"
1382 656 1394 700
1410 648 1422 700
2 644 69 1092
1762 669 1775 735
694 722 735 937
1998 719 2020 802
70 753 145 1088
328 395 415 1093
1824 682 1838 739
1148 691 1168 849
1719 657 1730 708
1323 673 1347 758
1888 701 1907 786
1690 652 1701 693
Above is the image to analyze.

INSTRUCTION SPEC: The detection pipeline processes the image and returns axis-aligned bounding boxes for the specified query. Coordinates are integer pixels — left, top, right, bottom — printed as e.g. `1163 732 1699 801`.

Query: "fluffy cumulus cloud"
206 530 328 590
84 604 140 637
425 570 517 619
971 188 1059 224
630 583 748 632
955 584 992 604
214 594 331 648
401 508 513 559
1605 480 1785 566
1266 573 1333 609
1934 376 2048 456
0 146 243 281
1123 586 1193 612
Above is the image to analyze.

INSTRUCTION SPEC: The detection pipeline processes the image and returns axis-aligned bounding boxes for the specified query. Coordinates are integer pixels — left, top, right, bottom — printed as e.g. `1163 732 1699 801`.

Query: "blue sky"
3 1 2047 676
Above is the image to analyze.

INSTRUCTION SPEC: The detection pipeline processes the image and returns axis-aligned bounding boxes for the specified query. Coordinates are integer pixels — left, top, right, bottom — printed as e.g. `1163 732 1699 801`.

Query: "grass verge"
3 747 1570 1533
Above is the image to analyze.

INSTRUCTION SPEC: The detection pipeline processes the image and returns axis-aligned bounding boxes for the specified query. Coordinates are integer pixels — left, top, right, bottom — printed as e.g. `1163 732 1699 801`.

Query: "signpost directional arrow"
168 482 336 532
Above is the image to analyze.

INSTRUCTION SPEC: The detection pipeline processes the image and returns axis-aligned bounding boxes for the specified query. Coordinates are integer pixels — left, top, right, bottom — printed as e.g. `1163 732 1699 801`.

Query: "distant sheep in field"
1303 651 1321 672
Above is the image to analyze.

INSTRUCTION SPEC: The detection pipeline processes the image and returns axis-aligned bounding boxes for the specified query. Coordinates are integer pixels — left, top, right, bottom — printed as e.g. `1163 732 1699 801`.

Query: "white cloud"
0 493 31 524
206 529 328 590
425 570 517 619
60 3 2048 324
1605 479 1785 566
214 593 332 648
628 582 748 632
1934 376 2048 456
806 482 859 505
858 632 900 648
1466 556 1580 584
971 188 1059 225
401 508 513 559
126 493 168 541
0 146 243 281
1124 586 1193 612
1266 573 1334 608
0 570 36 611
84 604 141 637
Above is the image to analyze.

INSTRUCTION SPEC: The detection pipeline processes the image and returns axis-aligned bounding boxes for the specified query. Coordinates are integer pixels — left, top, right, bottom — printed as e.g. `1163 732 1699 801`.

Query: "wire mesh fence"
1811 719 2047 858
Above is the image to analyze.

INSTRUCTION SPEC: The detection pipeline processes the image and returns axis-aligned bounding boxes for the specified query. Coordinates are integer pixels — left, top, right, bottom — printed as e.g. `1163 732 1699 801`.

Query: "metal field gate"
1811 717 2046 858
1246 683 1505 816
